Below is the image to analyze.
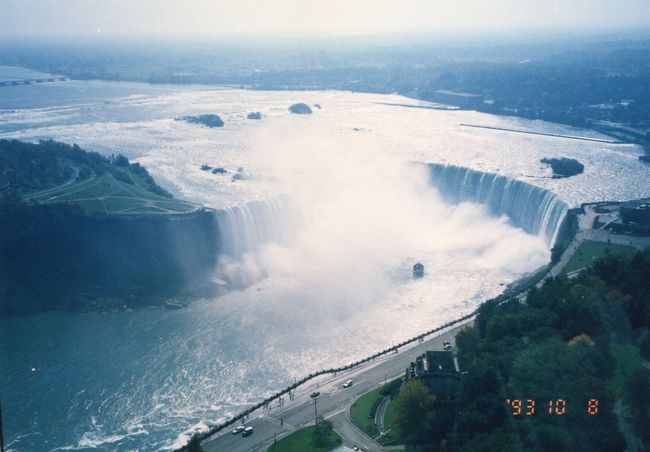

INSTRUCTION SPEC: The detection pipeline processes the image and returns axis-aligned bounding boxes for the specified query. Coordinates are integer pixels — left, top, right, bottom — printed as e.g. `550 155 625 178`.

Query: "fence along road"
200 314 474 451
193 248 564 451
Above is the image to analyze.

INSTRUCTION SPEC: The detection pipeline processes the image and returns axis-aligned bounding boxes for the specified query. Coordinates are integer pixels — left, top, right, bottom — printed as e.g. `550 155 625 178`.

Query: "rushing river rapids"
2 81 650 450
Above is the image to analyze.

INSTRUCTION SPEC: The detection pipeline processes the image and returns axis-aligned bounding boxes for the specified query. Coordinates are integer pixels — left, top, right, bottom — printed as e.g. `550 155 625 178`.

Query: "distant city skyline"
1 0 649 38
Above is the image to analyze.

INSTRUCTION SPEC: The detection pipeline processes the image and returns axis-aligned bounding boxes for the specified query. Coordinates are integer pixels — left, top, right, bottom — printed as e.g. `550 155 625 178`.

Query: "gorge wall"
0 204 220 315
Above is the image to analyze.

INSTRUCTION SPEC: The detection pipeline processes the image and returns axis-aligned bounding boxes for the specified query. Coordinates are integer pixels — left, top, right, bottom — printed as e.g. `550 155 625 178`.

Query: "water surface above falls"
2 81 650 451
2 82 650 208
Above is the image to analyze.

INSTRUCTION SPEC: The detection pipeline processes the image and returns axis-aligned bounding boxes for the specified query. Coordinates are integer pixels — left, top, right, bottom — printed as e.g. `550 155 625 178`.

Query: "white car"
343 379 353 388
231 425 245 435
242 426 254 437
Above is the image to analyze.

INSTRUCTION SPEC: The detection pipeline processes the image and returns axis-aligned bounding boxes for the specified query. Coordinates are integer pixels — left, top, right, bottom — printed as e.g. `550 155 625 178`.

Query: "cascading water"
213 164 567 272
213 195 298 287
215 195 297 258
427 163 568 246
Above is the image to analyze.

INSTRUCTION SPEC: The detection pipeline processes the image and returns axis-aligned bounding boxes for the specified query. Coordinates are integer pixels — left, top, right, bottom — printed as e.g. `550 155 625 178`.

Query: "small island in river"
289 103 313 114
176 114 224 127
541 157 585 178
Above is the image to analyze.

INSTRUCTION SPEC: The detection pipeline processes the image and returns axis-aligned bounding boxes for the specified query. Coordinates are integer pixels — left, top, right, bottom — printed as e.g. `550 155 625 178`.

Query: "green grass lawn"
267 425 342 452
609 336 643 398
104 196 149 212
563 240 635 273
350 386 383 436
72 198 106 214
383 399 398 431
377 399 403 446
154 200 196 212
28 171 195 215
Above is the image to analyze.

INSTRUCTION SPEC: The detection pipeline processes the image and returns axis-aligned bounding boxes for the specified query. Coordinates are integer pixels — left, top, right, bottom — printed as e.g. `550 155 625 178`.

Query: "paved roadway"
550 221 650 279
203 321 471 452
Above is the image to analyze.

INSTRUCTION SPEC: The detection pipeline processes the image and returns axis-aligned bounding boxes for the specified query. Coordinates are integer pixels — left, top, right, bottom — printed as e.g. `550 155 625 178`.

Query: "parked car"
310 391 320 398
231 425 245 435
343 379 353 388
242 426 254 437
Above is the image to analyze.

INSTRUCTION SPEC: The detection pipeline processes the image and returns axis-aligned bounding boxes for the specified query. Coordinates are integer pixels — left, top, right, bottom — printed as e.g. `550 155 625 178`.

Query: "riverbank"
201 319 474 452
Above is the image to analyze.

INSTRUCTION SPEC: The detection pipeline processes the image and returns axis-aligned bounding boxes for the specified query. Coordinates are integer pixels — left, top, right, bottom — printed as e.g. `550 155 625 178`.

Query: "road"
203 321 471 452
550 208 650 279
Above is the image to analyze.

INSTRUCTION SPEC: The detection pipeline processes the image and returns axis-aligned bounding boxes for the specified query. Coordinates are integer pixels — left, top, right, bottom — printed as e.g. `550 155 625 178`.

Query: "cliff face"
0 204 220 315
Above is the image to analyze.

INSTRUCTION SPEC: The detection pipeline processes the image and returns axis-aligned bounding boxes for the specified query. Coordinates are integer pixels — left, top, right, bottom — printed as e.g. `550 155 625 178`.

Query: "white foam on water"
2 83 650 451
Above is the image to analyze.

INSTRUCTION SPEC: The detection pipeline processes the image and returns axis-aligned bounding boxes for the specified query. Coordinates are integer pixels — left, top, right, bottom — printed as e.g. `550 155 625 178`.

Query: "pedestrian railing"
191 266 556 450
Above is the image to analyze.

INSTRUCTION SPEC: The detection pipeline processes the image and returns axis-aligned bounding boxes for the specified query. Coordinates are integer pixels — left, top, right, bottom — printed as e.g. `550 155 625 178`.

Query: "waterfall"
427 163 568 246
215 195 297 258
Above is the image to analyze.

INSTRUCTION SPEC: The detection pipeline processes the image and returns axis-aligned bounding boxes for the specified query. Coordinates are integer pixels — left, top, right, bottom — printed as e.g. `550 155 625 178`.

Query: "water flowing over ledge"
212 164 569 262
426 163 568 247
215 195 297 258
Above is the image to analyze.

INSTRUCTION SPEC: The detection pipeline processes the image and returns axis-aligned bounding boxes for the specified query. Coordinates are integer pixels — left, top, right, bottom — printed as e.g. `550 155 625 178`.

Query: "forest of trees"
0 139 172 197
392 249 650 451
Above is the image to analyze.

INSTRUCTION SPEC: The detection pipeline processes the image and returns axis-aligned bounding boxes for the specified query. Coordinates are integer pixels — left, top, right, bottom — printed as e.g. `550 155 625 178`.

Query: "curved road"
203 321 471 451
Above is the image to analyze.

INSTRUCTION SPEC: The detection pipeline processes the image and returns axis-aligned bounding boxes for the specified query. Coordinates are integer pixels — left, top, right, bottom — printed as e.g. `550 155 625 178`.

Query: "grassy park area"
563 240 635 273
350 378 402 437
383 399 398 432
28 171 197 215
350 386 384 436
267 425 342 452
2 139 198 216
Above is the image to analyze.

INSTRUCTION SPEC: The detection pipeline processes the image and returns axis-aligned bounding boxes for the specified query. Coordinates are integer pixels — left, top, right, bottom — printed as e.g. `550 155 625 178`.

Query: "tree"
624 368 650 444
311 418 340 449
455 326 481 368
394 379 436 444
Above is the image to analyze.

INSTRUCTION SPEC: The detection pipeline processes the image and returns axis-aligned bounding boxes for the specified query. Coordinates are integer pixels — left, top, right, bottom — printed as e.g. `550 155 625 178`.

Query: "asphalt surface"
203 321 471 452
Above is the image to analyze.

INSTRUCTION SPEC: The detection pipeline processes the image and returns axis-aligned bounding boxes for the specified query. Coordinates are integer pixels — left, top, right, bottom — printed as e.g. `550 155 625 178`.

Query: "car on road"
310 391 320 398
242 426 254 437
231 425 245 435
443 340 452 351
343 379 354 388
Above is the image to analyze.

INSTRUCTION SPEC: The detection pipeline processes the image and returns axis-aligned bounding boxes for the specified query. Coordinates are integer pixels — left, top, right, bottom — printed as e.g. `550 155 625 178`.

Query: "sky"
0 0 649 37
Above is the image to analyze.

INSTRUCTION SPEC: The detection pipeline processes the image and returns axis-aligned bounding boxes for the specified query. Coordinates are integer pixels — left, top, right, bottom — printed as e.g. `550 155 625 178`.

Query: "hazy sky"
1 0 649 37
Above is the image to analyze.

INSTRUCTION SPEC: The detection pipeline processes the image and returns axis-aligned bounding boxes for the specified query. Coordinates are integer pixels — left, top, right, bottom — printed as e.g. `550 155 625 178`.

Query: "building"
621 199 650 225
405 351 461 439
619 198 650 234
405 351 461 401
